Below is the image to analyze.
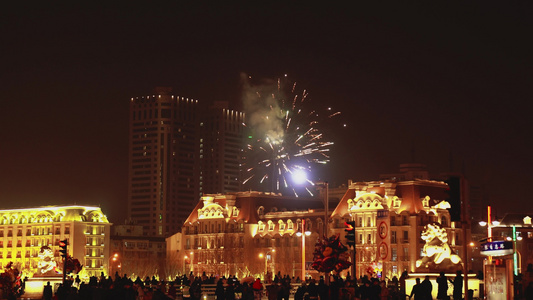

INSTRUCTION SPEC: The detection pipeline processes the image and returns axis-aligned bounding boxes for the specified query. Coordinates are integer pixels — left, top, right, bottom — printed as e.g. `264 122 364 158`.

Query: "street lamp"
109 253 119 276
188 251 194 275
184 255 188 275
259 249 276 281
479 206 500 242
296 219 311 281
290 176 329 281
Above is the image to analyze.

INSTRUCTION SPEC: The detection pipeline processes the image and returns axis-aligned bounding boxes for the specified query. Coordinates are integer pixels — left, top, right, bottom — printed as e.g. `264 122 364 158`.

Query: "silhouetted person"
450 271 463 300
318 278 329 300
225 282 236 300
215 280 226 300
410 278 423 300
400 271 408 300
421 276 433 300
524 282 533 300
307 279 319 300
369 279 381 300
43 281 53 300
436 272 449 300
294 282 306 300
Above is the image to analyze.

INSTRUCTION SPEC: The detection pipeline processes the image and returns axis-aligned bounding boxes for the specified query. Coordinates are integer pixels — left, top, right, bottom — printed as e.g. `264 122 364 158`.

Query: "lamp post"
296 219 311 281
184 255 188 275
291 175 329 281
188 251 193 275
109 253 119 276
259 249 276 281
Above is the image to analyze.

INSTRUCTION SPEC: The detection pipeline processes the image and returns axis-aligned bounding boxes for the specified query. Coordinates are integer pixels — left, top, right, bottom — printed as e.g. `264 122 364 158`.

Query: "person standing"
400 271 408 300
421 276 433 300
410 278 423 300
380 281 390 300
252 278 263 300
436 272 449 300
215 280 226 300
450 271 463 300
43 281 53 300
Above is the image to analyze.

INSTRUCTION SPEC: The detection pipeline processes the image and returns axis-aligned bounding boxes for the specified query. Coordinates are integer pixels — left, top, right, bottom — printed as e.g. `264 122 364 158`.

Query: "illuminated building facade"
0 205 111 278
331 164 467 279
128 88 244 237
109 223 167 280
180 192 326 279
175 164 468 280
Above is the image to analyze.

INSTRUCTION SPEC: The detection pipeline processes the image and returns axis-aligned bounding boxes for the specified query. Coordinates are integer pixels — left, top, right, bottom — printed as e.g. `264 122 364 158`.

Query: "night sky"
1 2 532 223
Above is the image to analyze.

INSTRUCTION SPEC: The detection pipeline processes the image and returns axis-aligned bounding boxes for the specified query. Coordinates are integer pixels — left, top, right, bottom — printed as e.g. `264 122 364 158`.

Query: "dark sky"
1 2 532 222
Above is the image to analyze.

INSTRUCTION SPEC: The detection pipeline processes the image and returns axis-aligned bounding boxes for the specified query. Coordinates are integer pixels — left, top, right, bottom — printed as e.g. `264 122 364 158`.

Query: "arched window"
268 221 275 231
279 220 286 231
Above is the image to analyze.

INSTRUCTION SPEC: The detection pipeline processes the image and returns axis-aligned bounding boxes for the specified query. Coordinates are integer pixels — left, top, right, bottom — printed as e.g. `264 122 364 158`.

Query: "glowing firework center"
242 76 340 196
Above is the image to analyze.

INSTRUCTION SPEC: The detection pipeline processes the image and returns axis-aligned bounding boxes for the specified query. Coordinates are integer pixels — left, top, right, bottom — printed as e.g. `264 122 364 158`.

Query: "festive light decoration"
0 262 24 298
311 234 351 273
416 223 462 271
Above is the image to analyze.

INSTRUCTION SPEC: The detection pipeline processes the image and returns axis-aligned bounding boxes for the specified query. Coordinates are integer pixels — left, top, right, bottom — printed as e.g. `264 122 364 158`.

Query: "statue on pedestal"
416 223 462 273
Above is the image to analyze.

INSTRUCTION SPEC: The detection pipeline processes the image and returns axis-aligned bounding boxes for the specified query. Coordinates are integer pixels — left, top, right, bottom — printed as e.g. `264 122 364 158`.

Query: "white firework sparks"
241 75 341 197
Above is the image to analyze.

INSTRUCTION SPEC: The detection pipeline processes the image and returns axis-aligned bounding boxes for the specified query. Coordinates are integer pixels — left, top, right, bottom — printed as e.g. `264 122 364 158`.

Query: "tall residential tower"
200 101 245 195
128 87 244 237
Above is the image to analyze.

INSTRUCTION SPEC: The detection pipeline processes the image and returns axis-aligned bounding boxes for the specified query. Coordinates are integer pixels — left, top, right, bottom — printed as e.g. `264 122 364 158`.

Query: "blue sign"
480 241 514 256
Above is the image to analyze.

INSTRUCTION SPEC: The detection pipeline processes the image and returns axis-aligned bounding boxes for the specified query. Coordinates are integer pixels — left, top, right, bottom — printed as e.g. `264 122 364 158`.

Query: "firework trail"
241 74 342 197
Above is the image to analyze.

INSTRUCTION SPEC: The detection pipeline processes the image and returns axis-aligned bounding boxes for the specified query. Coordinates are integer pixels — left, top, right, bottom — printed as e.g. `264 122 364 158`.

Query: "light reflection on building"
0 205 111 278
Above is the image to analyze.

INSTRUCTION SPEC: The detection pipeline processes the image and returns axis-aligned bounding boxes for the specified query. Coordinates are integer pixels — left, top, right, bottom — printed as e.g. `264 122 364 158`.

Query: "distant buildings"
128 87 244 237
0 205 111 278
109 223 167 280
173 164 468 280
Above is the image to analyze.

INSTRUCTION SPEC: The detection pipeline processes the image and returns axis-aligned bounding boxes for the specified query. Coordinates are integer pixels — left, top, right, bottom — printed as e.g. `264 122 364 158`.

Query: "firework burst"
241 75 342 197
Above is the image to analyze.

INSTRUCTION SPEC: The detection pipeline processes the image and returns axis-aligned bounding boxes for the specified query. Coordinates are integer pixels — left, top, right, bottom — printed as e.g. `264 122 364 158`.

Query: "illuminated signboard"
480 241 513 257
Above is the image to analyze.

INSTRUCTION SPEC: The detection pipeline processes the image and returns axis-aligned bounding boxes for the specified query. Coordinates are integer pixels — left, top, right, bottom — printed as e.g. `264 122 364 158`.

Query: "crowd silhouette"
41 270 481 300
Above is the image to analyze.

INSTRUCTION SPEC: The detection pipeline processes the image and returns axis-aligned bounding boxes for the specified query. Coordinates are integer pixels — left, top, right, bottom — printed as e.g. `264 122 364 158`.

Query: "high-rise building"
200 101 245 195
128 87 200 237
128 88 244 237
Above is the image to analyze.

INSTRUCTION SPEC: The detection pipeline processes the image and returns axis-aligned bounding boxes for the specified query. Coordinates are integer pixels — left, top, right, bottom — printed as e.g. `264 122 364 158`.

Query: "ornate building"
175 164 469 281
179 192 326 279
0 205 111 278
330 164 467 279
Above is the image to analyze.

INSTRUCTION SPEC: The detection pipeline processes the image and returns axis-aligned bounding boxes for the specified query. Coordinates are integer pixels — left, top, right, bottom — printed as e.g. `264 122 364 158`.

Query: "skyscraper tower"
200 101 245 195
128 87 200 237
128 88 245 237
